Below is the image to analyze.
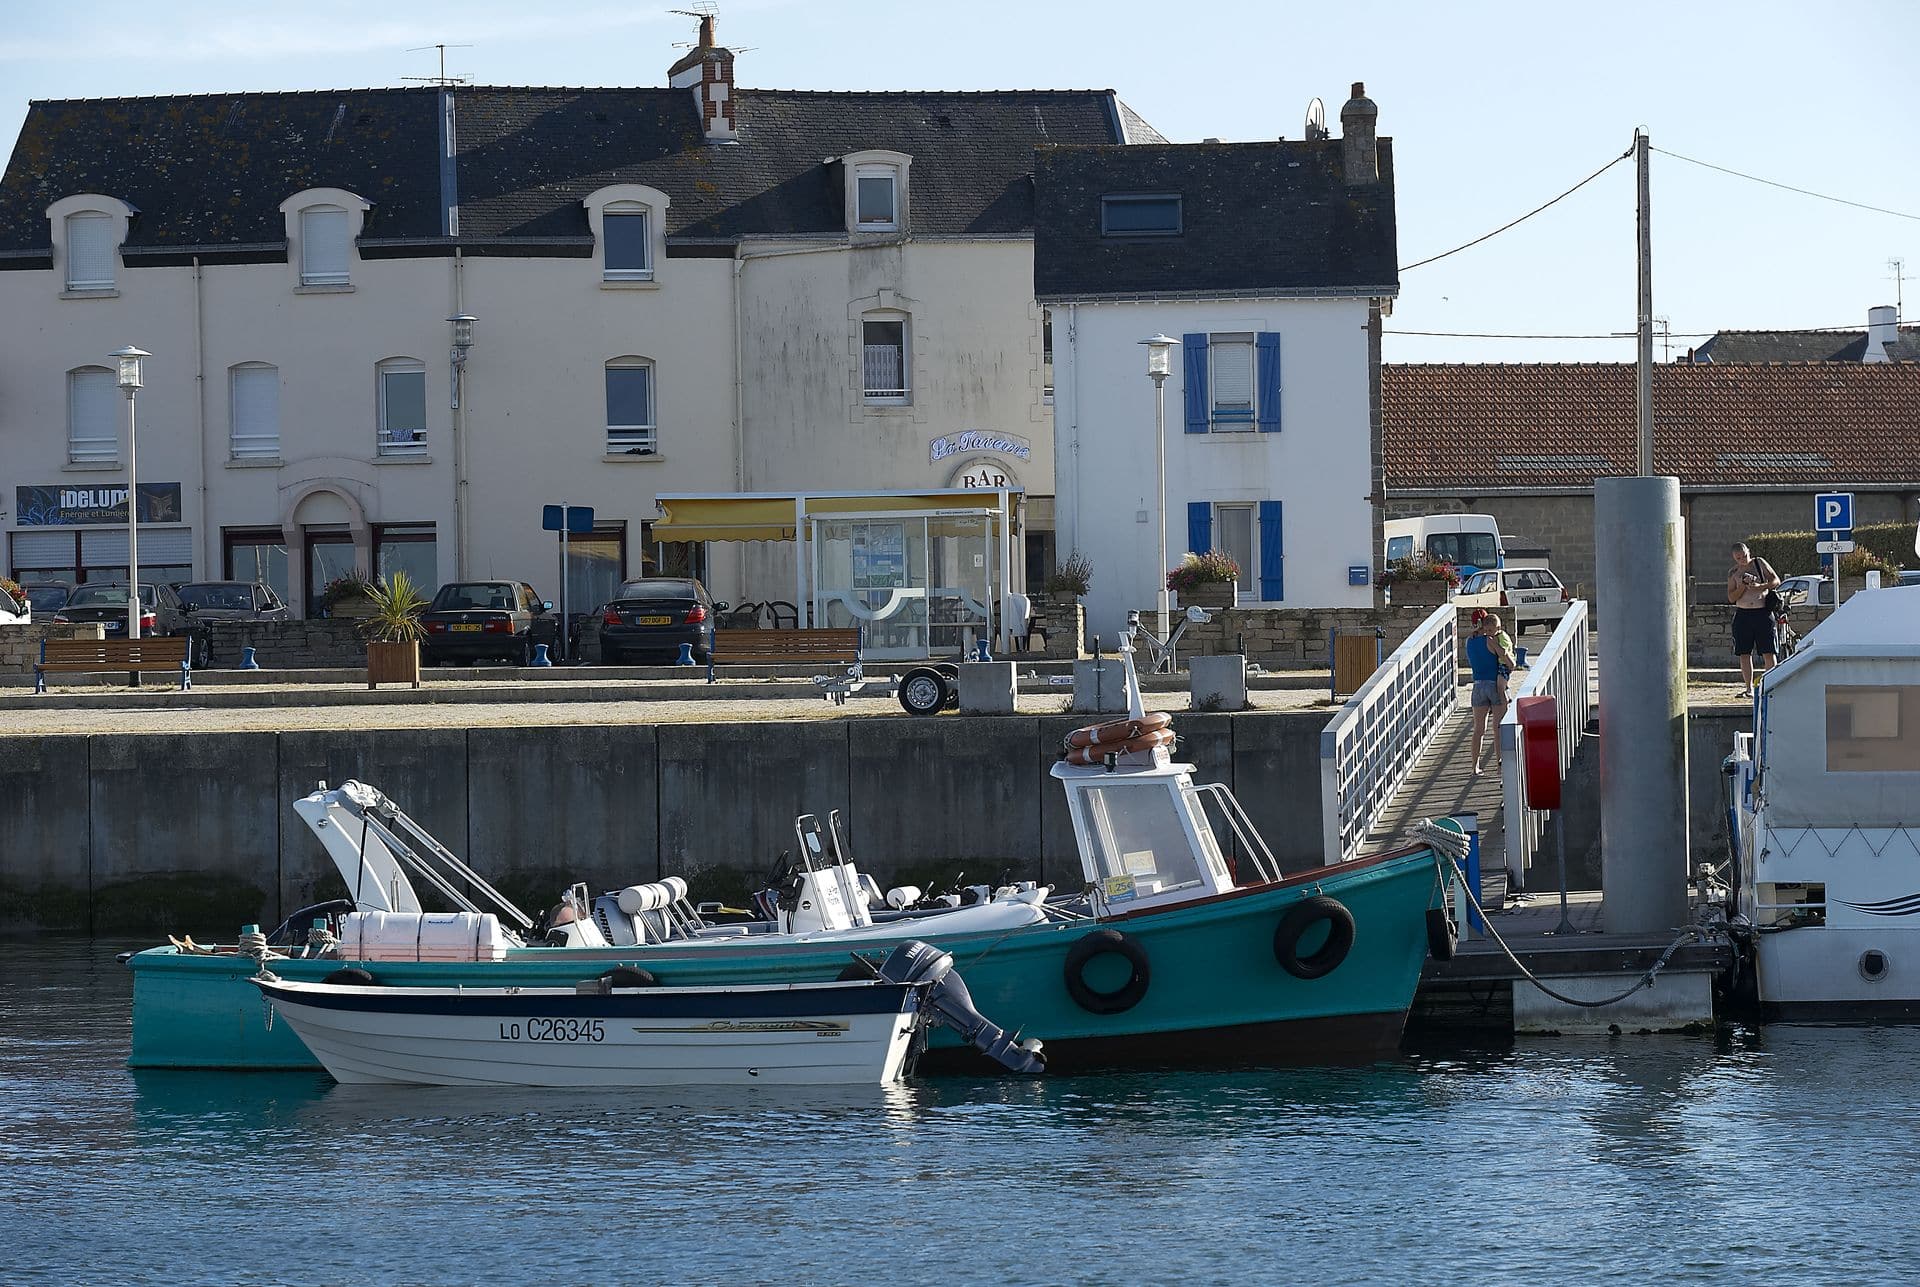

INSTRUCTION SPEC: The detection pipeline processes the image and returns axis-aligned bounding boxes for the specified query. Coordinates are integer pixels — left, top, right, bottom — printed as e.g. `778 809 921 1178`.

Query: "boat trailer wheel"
1273 896 1356 980
1063 928 1151 1015
898 667 951 716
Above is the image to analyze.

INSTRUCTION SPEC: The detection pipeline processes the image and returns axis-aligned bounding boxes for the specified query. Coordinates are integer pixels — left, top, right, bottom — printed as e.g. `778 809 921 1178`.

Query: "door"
813 518 931 659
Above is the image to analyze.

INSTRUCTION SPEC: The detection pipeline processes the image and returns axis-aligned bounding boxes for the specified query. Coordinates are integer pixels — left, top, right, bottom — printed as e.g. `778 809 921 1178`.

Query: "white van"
1383 514 1503 576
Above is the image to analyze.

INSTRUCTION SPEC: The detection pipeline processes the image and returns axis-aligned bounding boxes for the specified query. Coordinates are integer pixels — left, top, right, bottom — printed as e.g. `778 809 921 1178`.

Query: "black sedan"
54 582 207 666
420 580 557 666
597 578 717 664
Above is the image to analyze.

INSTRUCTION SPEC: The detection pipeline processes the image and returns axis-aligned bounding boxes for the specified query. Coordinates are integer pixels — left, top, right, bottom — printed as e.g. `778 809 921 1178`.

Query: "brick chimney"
1865 304 1898 363
1340 82 1378 185
668 14 737 142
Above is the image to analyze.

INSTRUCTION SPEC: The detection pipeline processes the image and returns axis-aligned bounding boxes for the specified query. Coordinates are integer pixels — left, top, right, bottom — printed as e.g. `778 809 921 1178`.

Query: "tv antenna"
1303 97 1327 142
1655 315 1671 362
1891 257 1907 322
403 43 473 87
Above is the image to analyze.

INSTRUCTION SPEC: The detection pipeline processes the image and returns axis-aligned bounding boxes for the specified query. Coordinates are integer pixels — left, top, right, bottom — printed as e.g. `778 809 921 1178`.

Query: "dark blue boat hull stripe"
257 981 920 1019
1835 893 1920 917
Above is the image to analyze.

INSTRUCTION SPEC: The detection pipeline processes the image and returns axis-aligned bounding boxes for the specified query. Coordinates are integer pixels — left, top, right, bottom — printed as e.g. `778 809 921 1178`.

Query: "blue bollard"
675 642 696 665
973 638 991 662
240 646 260 670
531 643 553 667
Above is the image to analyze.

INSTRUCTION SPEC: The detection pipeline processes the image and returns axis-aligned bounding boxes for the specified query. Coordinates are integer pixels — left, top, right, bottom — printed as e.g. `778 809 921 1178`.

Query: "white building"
1036 86 1399 636
0 17 1162 630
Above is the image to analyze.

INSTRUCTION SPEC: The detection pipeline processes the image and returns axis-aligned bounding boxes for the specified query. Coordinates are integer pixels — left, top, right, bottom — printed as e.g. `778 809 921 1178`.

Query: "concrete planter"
1388 580 1453 606
365 640 421 689
328 597 377 620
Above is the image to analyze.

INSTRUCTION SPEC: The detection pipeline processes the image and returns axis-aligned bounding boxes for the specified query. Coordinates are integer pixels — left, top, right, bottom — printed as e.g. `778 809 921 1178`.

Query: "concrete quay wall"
1 711 1326 933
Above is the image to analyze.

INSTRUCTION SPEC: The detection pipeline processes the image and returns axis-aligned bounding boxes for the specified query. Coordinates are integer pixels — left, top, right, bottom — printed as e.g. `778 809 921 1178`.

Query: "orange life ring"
1060 727 1175 766
1064 711 1172 751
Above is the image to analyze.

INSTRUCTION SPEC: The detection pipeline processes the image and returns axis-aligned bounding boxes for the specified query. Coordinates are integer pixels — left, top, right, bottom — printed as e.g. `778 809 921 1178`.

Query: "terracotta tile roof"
1383 362 1920 490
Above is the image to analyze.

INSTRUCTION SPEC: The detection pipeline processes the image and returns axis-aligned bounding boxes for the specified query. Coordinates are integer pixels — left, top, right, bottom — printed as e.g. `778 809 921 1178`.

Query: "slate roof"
1692 326 1920 363
1382 362 1920 490
1032 140 1398 301
0 85 1145 260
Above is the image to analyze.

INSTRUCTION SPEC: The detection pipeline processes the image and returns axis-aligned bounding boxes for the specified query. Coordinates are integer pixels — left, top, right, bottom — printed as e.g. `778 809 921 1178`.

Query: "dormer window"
840 150 912 238
1101 193 1183 237
856 167 898 231
583 185 671 288
602 204 652 280
65 213 115 291
299 206 350 285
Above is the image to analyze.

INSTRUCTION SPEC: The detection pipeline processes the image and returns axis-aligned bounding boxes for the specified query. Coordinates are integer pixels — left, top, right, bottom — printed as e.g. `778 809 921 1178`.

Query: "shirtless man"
1727 541 1781 689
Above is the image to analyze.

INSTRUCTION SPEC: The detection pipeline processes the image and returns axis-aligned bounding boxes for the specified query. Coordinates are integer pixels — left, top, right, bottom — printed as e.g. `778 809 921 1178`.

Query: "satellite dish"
1304 98 1328 142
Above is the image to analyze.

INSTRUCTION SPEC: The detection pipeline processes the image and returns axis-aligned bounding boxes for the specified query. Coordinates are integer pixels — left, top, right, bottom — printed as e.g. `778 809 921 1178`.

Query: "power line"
1652 146 1920 223
1398 143 1635 273
1385 320 1895 340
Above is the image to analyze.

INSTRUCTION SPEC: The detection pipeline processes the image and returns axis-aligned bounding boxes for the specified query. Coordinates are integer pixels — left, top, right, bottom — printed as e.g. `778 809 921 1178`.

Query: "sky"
2 0 1915 365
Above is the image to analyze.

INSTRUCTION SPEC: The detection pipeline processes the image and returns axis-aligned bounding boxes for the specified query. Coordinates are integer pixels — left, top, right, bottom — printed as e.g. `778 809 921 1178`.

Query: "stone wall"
1143 603 1491 669
0 623 107 673
201 620 367 669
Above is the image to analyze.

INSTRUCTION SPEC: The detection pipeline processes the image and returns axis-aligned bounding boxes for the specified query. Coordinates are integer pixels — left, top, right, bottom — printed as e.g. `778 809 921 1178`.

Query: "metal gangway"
1318 603 1459 864
1497 601 1595 890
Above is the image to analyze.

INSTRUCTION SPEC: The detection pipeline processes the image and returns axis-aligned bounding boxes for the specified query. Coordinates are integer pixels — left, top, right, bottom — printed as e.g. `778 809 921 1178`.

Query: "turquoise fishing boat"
127 650 1452 1072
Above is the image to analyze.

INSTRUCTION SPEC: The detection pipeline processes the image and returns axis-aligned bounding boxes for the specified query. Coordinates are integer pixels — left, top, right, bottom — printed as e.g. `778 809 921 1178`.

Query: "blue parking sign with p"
1816 492 1853 533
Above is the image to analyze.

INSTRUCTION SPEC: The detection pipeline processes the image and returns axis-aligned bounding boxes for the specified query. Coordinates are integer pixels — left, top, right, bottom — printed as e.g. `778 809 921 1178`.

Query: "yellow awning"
651 491 1009 542
651 497 798 543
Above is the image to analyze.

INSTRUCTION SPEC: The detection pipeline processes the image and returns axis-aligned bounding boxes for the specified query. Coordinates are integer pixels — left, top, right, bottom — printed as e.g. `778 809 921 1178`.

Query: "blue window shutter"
1258 500 1284 601
1187 502 1212 556
1181 334 1209 434
1255 332 1282 432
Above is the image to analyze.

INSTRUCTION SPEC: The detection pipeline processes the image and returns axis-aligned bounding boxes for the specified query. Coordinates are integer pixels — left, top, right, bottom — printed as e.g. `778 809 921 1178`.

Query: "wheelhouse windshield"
1074 783 1207 898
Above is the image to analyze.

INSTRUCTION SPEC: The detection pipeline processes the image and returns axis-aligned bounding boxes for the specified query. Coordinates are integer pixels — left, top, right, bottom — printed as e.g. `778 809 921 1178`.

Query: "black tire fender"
321 967 376 986
1273 896 1356 980
1063 928 1151 1015
600 966 659 989
1426 906 1459 961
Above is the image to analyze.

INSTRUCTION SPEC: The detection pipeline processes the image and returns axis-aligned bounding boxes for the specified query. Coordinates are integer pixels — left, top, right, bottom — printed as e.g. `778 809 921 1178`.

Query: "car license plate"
636 615 672 625
450 623 483 632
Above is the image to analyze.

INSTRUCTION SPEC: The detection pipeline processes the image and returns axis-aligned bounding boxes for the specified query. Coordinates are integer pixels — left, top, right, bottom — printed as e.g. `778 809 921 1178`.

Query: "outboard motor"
875 941 1045 1075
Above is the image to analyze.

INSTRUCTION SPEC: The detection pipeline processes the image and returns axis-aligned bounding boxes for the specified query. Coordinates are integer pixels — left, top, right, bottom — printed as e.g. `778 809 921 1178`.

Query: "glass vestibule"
812 512 996 660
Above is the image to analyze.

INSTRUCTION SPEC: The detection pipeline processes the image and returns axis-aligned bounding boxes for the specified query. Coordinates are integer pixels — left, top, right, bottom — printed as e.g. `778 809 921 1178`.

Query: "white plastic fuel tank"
339 911 513 962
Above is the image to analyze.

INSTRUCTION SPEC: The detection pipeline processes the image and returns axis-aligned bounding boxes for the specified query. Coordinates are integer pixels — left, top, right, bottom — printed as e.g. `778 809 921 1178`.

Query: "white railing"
1320 603 1459 864
1498 600 1593 888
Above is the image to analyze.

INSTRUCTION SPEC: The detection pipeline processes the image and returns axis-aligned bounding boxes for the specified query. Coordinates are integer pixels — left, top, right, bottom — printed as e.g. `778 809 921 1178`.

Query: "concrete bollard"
1188 654 1247 712
531 644 553 667
956 661 1016 714
240 646 260 671
1071 659 1130 714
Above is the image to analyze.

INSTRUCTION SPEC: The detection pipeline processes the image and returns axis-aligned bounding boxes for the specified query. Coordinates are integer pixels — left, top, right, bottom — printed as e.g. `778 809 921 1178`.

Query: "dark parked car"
176 581 293 624
25 583 72 616
420 580 556 666
54 582 207 666
597 578 717 664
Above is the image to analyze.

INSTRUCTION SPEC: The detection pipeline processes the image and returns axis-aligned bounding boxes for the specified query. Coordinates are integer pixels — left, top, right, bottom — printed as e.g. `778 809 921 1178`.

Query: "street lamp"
448 314 477 579
1139 334 1179 655
110 345 150 640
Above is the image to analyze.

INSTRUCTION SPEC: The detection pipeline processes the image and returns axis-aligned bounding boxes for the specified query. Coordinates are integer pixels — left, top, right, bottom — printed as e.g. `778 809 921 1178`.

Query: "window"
67 366 118 463
306 530 356 617
855 166 899 231
1386 535 1414 562
1215 505 1256 594
229 363 280 459
1042 309 1054 402
376 360 427 456
65 212 115 291
605 359 656 454
1425 532 1498 570
1074 784 1209 898
375 524 437 591
1101 194 1182 237
300 206 350 285
224 529 291 606
1827 686 1920 773
602 204 652 280
862 317 908 402
1210 333 1255 430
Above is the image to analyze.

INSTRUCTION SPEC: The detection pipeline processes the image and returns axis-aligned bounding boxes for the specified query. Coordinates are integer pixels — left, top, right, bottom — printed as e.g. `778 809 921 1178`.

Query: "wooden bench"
36 636 192 692
708 627 862 668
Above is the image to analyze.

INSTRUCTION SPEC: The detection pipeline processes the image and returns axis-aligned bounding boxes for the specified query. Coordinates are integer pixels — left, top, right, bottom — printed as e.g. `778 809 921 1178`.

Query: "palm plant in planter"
361 571 426 689
1167 551 1241 608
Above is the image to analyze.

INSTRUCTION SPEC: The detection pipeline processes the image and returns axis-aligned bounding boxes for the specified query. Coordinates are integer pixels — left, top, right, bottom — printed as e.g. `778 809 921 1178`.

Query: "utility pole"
1635 130 1653 476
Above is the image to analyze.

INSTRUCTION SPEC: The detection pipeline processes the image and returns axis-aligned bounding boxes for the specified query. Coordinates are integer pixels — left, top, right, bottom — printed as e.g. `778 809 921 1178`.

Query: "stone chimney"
1865 304 1898 363
668 14 737 142
1340 82 1378 185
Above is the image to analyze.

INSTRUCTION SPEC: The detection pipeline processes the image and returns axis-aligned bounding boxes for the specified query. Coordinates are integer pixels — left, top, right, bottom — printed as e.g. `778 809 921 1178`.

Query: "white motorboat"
1731 585 1920 1017
254 940 1044 1086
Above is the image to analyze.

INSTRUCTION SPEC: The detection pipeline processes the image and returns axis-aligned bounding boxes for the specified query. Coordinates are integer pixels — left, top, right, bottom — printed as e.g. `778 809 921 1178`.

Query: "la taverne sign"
928 430 1031 464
